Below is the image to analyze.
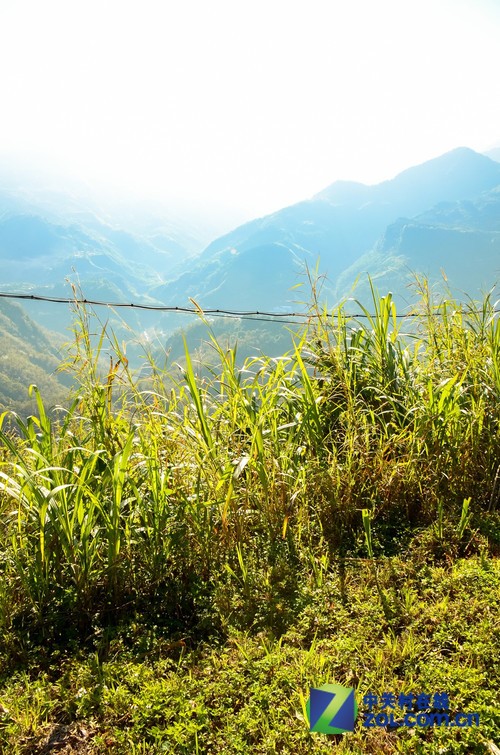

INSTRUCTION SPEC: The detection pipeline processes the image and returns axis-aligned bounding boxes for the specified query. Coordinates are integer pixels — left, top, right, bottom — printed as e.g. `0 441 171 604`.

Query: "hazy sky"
1 0 500 217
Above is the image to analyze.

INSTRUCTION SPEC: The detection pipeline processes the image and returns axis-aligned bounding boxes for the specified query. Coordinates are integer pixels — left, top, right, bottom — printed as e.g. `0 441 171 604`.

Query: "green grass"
0 280 499 753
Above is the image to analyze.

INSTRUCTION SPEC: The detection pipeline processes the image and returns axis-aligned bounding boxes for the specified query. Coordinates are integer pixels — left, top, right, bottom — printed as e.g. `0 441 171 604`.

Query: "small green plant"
457 496 472 540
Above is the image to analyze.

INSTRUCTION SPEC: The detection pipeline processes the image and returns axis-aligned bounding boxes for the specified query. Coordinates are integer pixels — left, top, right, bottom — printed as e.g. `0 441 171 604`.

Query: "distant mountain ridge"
484 146 500 163
1 145 500 376
153 147 500 311
316 147 500 210
0 168 219 333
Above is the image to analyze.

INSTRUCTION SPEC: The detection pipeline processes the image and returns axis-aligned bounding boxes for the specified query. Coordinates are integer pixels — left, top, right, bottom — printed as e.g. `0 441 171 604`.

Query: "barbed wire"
0 290 498 325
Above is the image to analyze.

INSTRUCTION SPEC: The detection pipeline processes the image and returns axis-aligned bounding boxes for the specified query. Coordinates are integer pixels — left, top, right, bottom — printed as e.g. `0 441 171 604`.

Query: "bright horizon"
1 0 500 219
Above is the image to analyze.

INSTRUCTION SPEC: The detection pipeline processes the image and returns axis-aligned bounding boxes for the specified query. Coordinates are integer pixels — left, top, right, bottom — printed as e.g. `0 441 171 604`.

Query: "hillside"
0 298 70 417
334 186 500 305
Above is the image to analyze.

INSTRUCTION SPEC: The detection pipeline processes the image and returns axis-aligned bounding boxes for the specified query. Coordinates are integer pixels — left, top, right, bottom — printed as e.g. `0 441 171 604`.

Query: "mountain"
0 298 70 418
0 161 231 336
0 212 167 335
335 186 500 307
153 148 500 312
317 147 500 212
484 146 500 163
2 146 500 379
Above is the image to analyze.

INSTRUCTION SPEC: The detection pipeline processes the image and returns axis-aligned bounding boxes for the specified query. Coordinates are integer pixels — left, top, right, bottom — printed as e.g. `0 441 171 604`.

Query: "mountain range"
0 145 499 409
0 159 238 334
153 147 500 312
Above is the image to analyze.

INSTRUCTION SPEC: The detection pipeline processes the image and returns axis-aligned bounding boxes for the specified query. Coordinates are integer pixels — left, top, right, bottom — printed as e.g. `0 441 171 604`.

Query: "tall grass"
0 282 498 644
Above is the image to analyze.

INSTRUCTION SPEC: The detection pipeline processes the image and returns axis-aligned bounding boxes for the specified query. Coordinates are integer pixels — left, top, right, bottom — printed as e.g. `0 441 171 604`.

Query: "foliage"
0 280 499 753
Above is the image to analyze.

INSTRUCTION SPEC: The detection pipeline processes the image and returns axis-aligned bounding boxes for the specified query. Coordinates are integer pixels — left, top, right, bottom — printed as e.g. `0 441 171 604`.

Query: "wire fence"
1 290 499 326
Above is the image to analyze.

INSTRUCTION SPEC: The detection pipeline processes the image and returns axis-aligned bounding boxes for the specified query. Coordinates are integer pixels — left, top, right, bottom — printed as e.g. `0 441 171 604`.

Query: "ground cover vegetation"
0 299 70 418
0 278 499 753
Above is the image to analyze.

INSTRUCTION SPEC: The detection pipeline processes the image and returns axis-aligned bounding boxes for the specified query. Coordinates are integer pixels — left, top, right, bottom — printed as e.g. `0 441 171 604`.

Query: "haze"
1 0 499 219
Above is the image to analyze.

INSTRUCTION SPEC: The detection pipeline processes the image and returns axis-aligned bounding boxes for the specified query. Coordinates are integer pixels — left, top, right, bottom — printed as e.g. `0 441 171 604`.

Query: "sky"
1 0 500 219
